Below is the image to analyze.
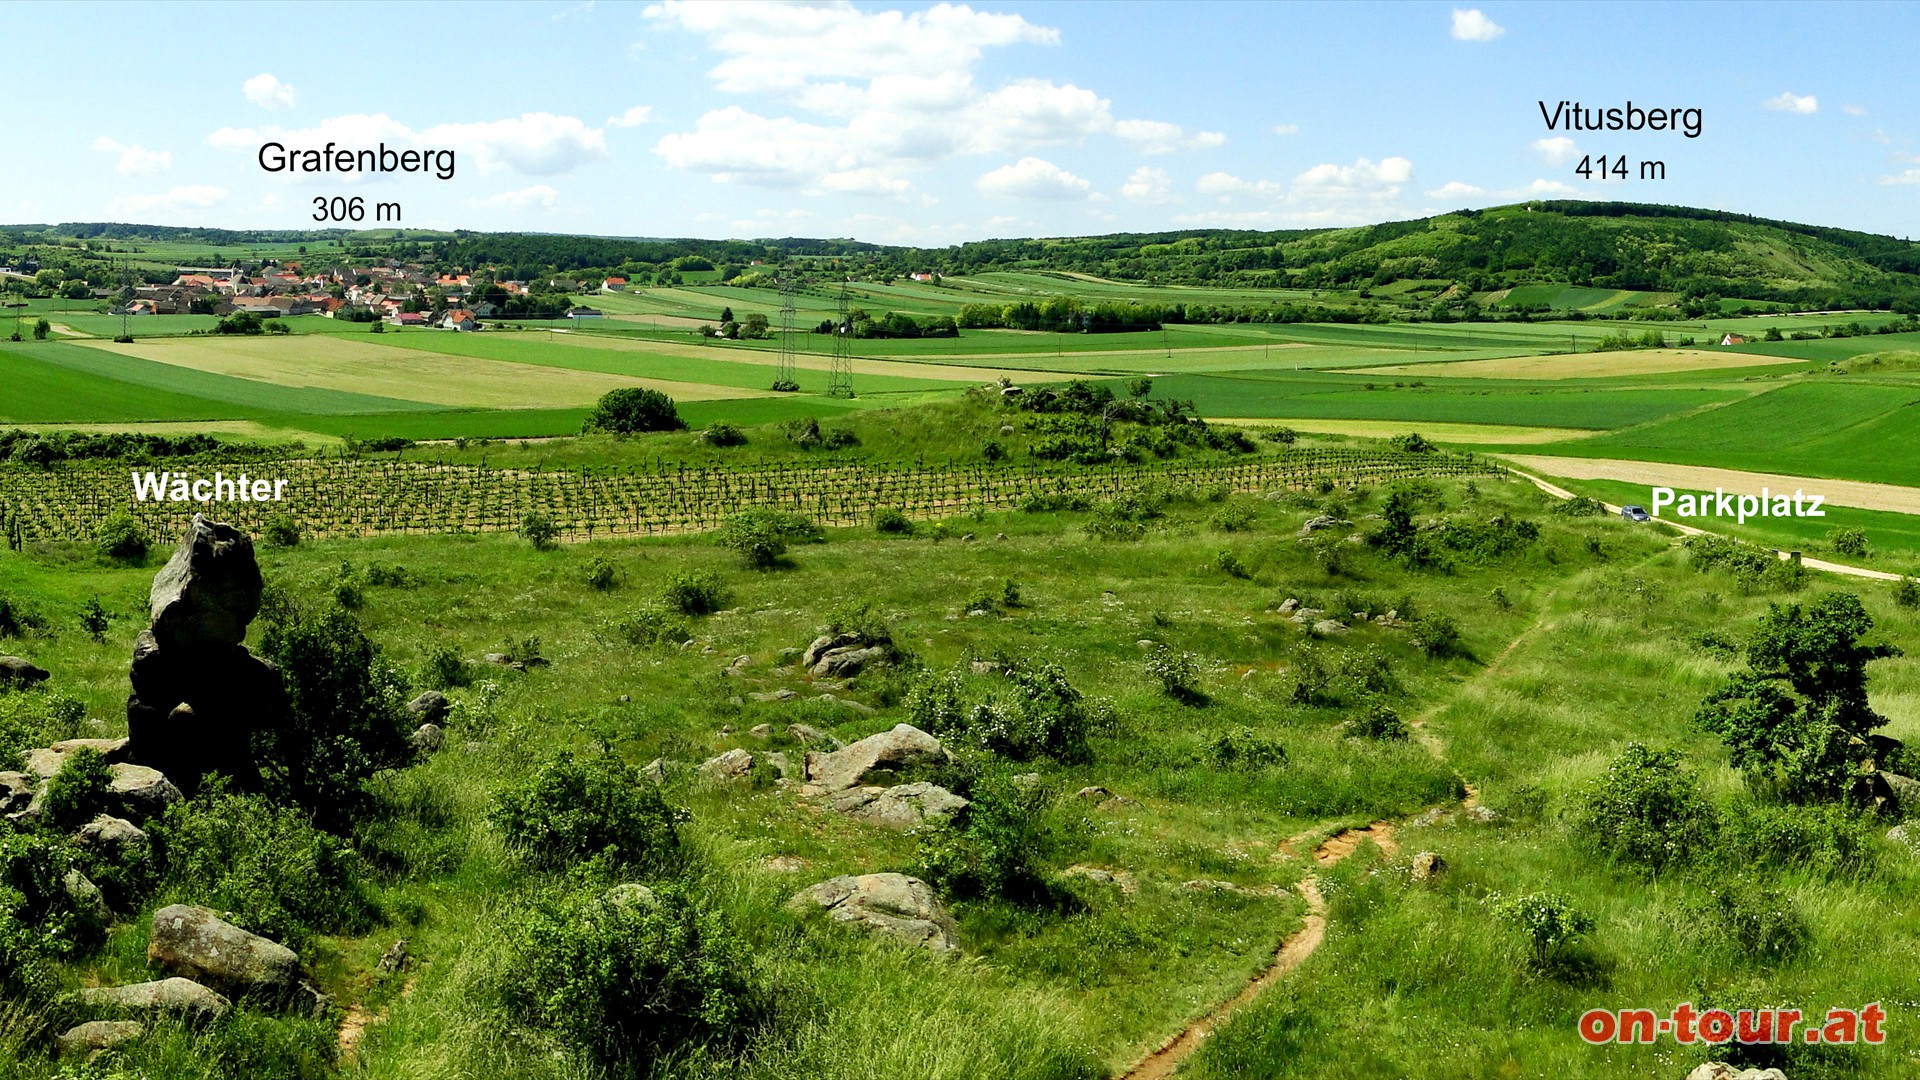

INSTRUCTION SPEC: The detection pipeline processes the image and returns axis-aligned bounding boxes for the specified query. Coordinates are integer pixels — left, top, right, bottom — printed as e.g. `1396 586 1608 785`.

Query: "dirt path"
1122 822 1397 1080
1500 454 1920 516
1505 464 1906 582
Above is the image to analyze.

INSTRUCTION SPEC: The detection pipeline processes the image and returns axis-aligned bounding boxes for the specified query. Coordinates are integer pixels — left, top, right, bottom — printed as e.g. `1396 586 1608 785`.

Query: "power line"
772 275 799 392
827 279 855 399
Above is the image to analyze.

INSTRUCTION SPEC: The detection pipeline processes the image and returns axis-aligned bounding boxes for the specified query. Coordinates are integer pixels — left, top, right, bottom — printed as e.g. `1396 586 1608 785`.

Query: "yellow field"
540 331 1087 384
1340 348 1800 380
75 336 773 408
17 420 309 439
1216 417 1595 444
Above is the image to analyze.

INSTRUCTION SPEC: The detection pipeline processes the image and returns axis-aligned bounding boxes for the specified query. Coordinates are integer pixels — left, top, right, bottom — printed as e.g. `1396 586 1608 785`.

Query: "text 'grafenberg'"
257 142 457 181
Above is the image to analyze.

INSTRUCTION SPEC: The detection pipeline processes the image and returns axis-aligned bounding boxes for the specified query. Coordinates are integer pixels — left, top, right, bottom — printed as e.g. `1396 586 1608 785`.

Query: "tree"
1696 592 1902 802
718 306 733 323
583 387 686 435
741 313 769 339
31 319 48 341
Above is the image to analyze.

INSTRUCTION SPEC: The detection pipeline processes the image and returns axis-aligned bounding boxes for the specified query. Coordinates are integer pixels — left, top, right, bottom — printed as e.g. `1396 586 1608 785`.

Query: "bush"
500 881 757 1068
257 603 414 822
489 752 685 871
583 387 686 435
906 661 1097 764
1214 549 1250 578
662 570 729 615
1490 891 1594 969
1145 644 1201 701
518 510 559 550
1389 432 1436 454
717 510 820 569
43 746 112 830
1716 800 1872 876
1343 699 1409 741
1897 577 1920 609
584 555 622 592
155 786 380 947
365 563 412 588
1211 502 1255 532
1828 527 1869 558
95 511 148 563
1261 427 1298 445
0 831 102 997
1575 743 1717 872
699 422 747 447
1553 495 1607 517
1208 727 1287 769
261 514 301 548
602 608 693 647
1409 613 1464 658
1693 878 1809 960
917 770 1065 907
420 644 470 691
874 507 914 535
80 596 109 642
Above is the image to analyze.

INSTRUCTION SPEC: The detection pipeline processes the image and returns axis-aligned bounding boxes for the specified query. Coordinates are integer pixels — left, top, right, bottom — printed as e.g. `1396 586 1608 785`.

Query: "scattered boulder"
725 655 751 676
749 689 799 703
126 517 289 794
804 724 952 792
1464 805 1499 824
52 737 133 763
699 748 756 781
827 782 968 829
376 939 411 974
0 772 34 815
1074 785 1116 801
749 723 774 739
813 692 876 715
1310 619 1350 636
108 764 182 821
1062 865 1137 895
483 652 515 666
406 691 450 724
1299 515 1352 537
56 1020 145 1058
63 869 108 921
641 758 668 787
148 905 299 999
1410 851 1449 883
787 723 844 750
788 873 958 952
0 656 49 689
78 978 230 1025
1888 823 1920 853
763 751 797 780
801 633 861 670
1276 598 1299 615
1686 1065 1787 1080
764 855 809 873
22 748 65 780
1878 771 1920 817
810 645 887 679
409 723 445 755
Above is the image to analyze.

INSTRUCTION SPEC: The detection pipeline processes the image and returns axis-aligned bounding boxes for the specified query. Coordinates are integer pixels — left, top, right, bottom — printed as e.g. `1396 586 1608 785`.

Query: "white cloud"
1294 156 1412 189
475 184 560 209
1878 169 1920 186
1196 171 1283 199
1182 156 1414 227
1765 91 1818 114
1271 123 1300 136
976 157 1091 199
243 73 297 109
655 106 852 186
606 105 653 128
1114 119 1225 154
1515 178 1581 196
1120 166 1175 203
1531 136 1580 166
1844 104 1867 116
1426 180 1484 199
210 112 609 176
110 185 228 218
553 0 594 20
818 167 912 197
92 137 171 176
1450 8 1504 41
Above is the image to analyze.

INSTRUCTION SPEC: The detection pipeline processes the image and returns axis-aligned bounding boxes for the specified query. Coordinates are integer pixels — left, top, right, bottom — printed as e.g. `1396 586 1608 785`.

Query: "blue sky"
8 1 1916 244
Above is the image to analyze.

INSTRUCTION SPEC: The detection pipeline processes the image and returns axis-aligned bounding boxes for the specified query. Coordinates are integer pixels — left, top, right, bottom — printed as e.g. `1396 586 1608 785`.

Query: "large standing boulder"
148 905 299 998
0 656 49 689
787 873 959 952
56 1020 145 1058
810 646 888 680
78 978 230 1024
804 724 951 792
125 516 289 793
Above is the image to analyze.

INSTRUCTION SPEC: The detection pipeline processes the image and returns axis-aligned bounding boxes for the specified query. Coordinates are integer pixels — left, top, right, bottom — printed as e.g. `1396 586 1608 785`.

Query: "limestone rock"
749 723 774 739
0 656 50 689
406 691 450 724
809 645 887 679
1410 851 1448 882
813 692 876 715
804 724 951 792
0 772 33 815
699 748 755 780
787 723 845 750
641 758 668 786
409 723 445 755
148 515 263 651
56 1020 145 1058
1299 515 1352 537
801 633 860 670
827 782 968 829
148 905 299 998
749 689 799 703
52 737 133 763
788 873 958 952
108 763 181 820
1465 805 1500 823
63 870 108 921
377 939 411 974
1311 619 1350 636
78 978 230 1024
1062 865 1138 895
1686 1065 1787 1080
764 855 809 873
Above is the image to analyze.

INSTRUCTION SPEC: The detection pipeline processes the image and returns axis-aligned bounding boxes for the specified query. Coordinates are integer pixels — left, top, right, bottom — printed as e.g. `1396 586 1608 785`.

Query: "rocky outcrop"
71 814 150 860
78 978 230 1024
0 656 49 689
788 873 958 952
56 1020 145 1058
108 764 182 820
406 691 450 725
409 723 445 755
1685 1065 1787 1080
827 782 968 829
803 724 951 792
0 772 34 815
1410 851 1448 882
126 516 289 793
699 748 756 780
148 905 299 998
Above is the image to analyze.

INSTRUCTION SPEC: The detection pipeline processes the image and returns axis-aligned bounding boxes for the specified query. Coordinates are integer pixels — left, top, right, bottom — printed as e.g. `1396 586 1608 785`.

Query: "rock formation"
125 515 288 793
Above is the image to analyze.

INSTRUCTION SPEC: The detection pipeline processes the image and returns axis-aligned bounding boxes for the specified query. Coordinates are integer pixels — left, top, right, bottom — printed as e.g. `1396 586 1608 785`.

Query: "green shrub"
261 514 301 548
603 608 694 647
1896 577 1920 609
1389 432 1436 454
499 880 757 1068
699 422 747 447
1211 502 1255 532
1145 644 1201 701
1828 527 1869 558
906 661 1097 764
1208 727 1287 769
1261 427 1298 445
155 786 379 947
584 555 622 592
874 506 914 535
917 770 1066 907
489 752 685 871
257 603 414 822
518 510 559 550
1553 495 1606 517
43 746 111 830
1716 800 1871 876
79 596 109 642
583 387 686 435
1410 612 1465 658
717 510 820 569
1490 891 1594 969
420 644 470 691
365 563 412 588
1214 549 1250 579
1343 699 1409 741
0 592 44 639
95 511 148 563
0 831 101 996
662 570 729 616
1693 878 1809 960
1575 743 1717 872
